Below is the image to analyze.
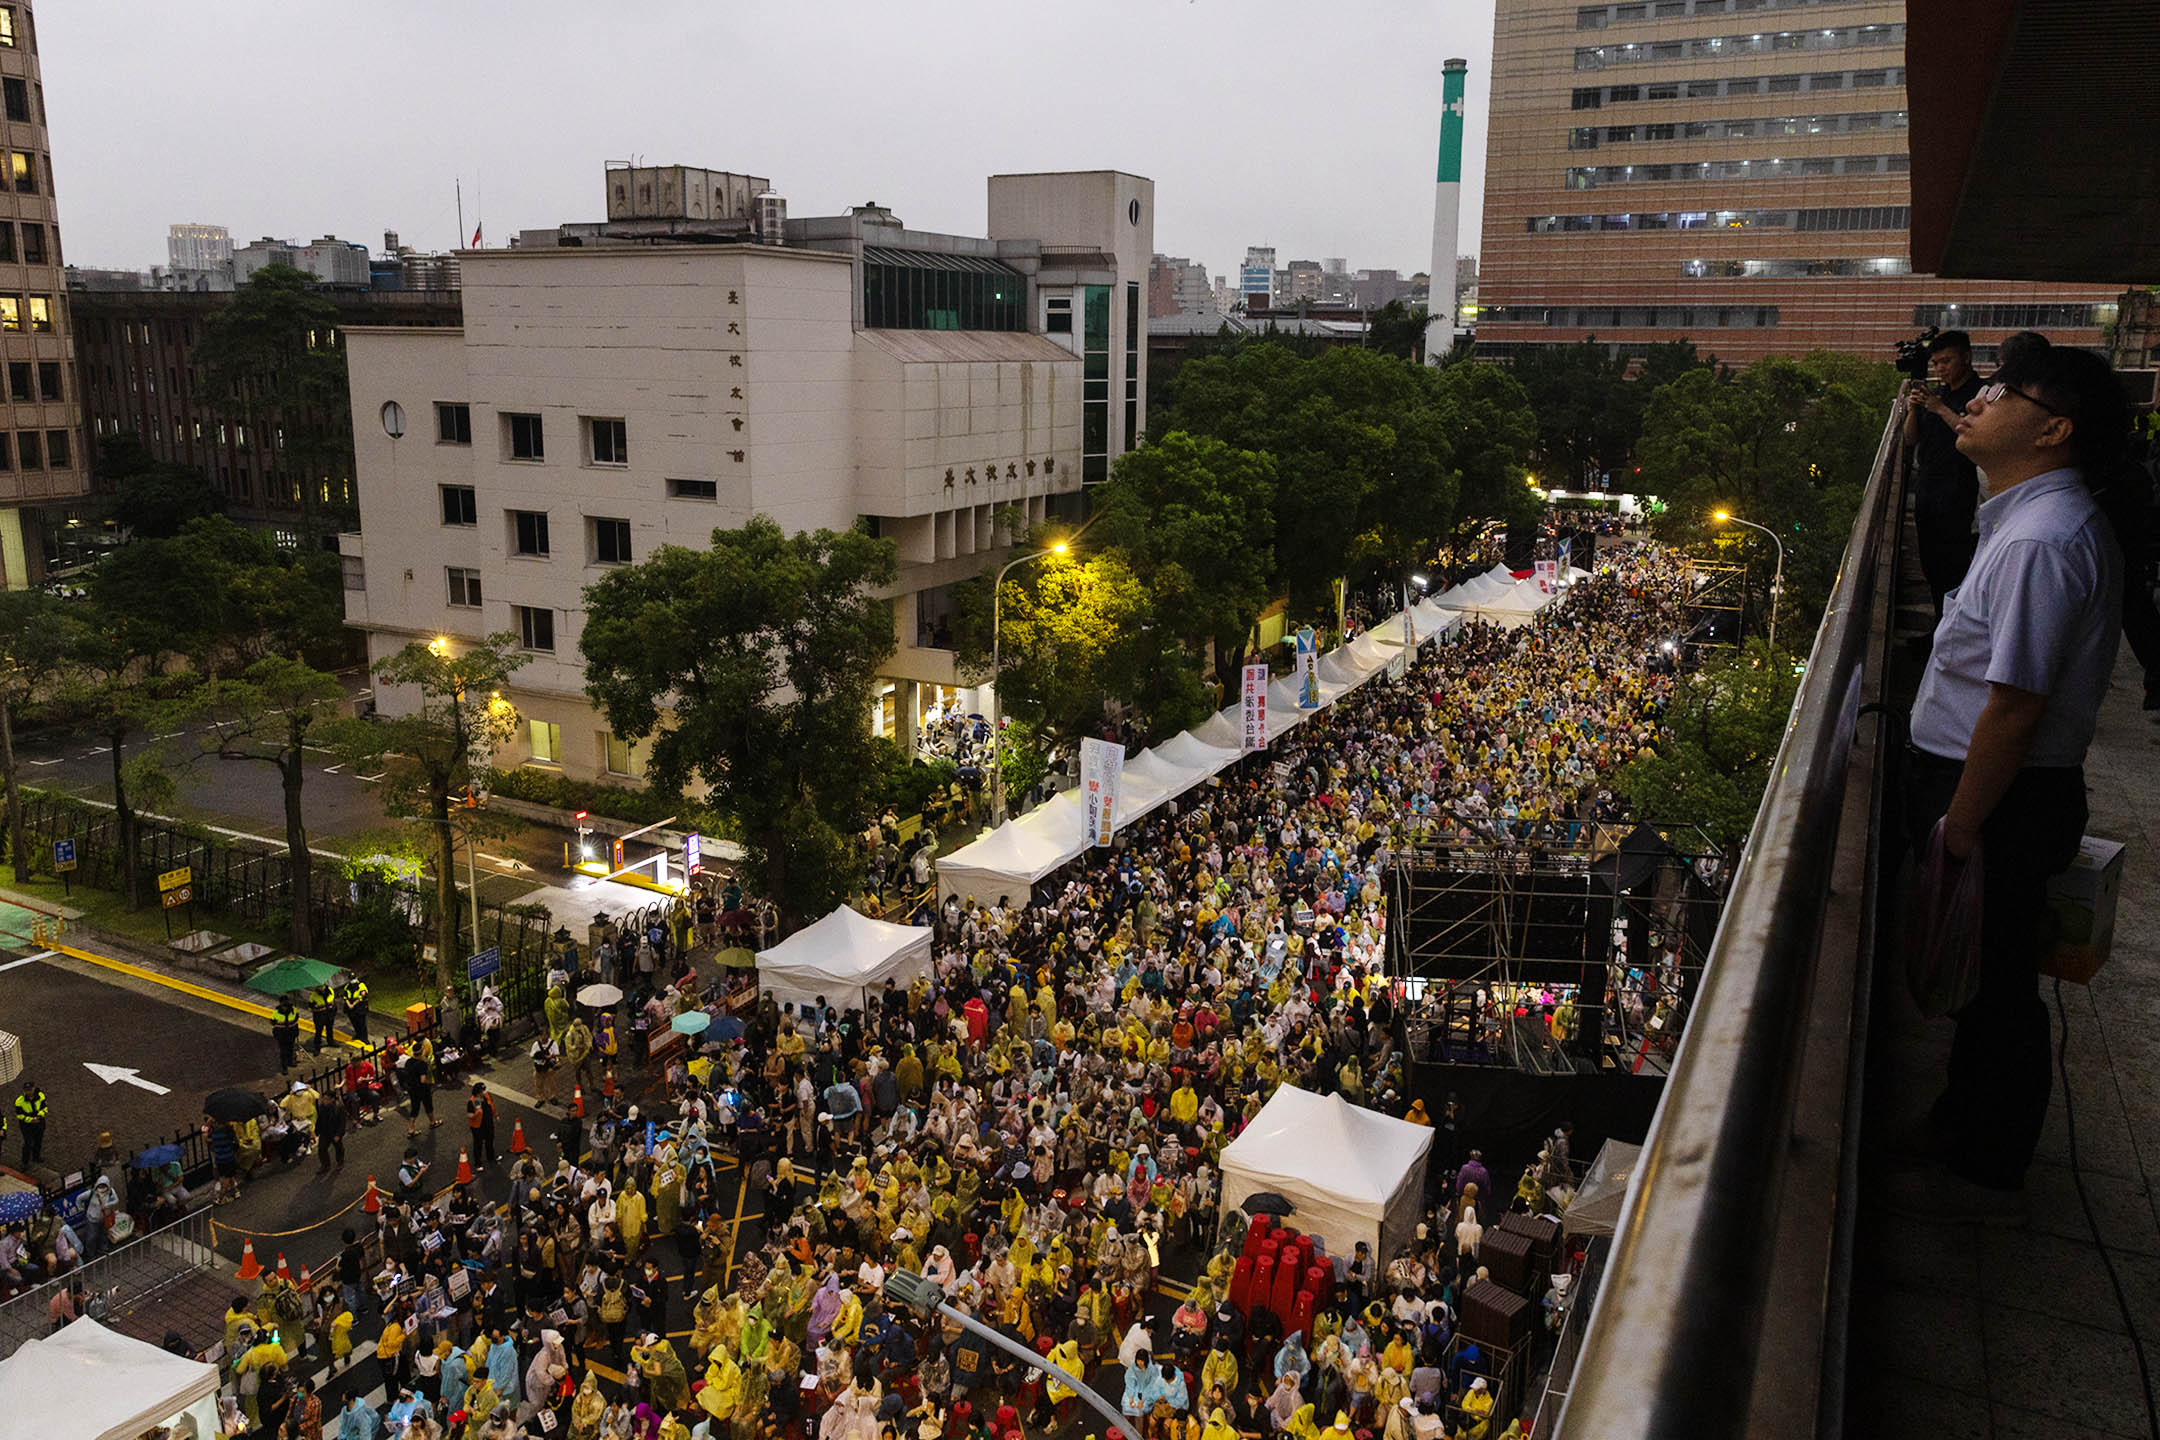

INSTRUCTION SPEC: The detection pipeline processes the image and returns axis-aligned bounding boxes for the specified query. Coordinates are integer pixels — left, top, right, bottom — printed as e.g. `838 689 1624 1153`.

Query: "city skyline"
41 0 1499 283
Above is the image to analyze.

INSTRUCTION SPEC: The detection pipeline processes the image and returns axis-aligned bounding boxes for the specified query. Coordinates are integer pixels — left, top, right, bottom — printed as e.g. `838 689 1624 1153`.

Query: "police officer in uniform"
272 997 302 1071
309 984 338 1054
15 1080 47 1166
341 976 371 1043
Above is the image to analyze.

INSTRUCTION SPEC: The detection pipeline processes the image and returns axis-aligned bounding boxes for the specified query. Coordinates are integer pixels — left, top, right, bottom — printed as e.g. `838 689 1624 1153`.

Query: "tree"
0 594 80 883
333 636 529 989
188 656 347 951
1614 640 1800 849
196 264 354 538
50 628 185 910
581 518 898 925
1366 300 1428 362
1095 432 1277 677
1509 339 1708 489
90 516 346 676
95 435 223 539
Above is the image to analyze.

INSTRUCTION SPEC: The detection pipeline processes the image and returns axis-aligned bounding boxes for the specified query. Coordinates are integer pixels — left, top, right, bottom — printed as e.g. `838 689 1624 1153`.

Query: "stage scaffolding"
1388 824 1730 1078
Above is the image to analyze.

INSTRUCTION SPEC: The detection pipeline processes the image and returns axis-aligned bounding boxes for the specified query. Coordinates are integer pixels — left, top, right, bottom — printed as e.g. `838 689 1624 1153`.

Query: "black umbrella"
204 1088 275 1122
1243 1191 1297 1217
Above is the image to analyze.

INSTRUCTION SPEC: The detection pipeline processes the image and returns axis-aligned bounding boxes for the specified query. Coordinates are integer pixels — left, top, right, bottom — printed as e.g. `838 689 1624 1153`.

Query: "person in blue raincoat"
339 1392 383 1440
485 1325 519 1401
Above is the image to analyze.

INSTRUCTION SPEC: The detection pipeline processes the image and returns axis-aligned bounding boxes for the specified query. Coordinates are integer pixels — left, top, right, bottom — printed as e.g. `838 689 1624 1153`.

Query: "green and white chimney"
1425 57 1469 365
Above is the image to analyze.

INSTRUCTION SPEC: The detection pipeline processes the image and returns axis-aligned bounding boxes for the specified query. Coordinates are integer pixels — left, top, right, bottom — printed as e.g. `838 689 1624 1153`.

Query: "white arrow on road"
84 1063 171 1095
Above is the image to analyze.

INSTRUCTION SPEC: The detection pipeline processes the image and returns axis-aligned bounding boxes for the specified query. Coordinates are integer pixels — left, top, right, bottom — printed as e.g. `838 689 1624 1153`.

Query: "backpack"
599 1281 628 1324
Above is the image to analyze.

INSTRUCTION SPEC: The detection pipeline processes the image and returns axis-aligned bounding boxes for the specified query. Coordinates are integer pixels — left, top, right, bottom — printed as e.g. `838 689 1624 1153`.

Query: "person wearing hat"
272 996 303 1072
1455 1376 1494 1440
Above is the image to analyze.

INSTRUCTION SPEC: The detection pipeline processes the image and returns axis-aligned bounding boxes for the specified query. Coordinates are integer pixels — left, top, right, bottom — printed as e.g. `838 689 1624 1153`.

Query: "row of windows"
861 262 1026 332
431 403 629 468
1569 109 1905 148
0 427 71 471
0 6 31 52
0 220 53 265
1483 306 1780 329
1680 256 1912 278
4 359 61 401
0 293 55 332
1526 205 1910 233
1573 64 1903 106
438 489 640 568
1567 152 1909 187
1914 304 2105 330
512 718 645 776
1578 0 1865 27
1576 22 1903 70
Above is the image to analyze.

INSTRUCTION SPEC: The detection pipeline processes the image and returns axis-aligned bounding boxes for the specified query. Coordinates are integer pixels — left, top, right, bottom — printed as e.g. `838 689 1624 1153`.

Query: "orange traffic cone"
235 1239 262 1281
296 1265 312 1289
275 1253 293 1283
509 1119 529 1155
362 1175 381 1213
456 1147 474 1184
571 1086 584 1117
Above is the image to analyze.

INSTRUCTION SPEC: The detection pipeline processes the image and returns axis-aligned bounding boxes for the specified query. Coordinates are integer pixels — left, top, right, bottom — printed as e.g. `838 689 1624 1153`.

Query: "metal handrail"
1555 400 1908 1437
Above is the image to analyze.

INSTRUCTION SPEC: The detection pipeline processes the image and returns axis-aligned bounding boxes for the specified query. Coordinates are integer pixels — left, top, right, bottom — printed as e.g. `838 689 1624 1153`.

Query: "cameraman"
1902 329 1986 616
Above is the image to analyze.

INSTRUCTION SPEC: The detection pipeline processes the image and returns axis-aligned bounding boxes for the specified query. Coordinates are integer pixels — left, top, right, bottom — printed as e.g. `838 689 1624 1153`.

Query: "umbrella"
204 1088 276 1122
713 947 756 970
132 1143 184 1169
671 1011 712 1036
710 1015 745 1041
1242 1191 1297 1217
716 909 757 929
244 957 346 996
577 983 624 1008
0 1190 45 1223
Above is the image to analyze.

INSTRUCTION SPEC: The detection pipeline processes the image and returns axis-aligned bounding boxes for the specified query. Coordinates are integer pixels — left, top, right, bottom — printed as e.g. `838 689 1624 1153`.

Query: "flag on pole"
470 223 483 248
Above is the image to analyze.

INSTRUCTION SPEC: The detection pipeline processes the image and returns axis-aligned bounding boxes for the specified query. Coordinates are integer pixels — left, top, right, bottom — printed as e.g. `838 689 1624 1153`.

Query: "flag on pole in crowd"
1295 627 1320 708
1079 737 1124 847
1240 661 1269 752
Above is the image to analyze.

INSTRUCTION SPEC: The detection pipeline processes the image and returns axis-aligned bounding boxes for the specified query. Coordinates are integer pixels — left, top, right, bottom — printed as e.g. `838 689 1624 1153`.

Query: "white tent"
755 905 934 1013
1218 1085 1435 1263
0 1317 220 1440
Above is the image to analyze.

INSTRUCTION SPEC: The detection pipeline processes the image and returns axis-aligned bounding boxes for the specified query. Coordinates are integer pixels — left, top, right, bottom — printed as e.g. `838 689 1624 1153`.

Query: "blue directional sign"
52 839 76 872
467 945 501 982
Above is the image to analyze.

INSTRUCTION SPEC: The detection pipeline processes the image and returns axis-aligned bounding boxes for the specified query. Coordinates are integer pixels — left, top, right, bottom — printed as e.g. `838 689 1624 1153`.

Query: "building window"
515 606 556 653
506 412 544 461
5 362 25 401
26 296 49 333
16 429 38 469
603 732 649 779
440 484 476 526
0 435 11 470
1082 285 1110 485
1045 297 1073 334
0 296 17 332
0 78 23 122
1123 281 1140 453
861 255 1027 331
0 9 15 48
18 222 41 265
0 226 12 265
667 477 717 500
436 402 471 444
528 718 562 762
447 567 482 608
45 429 67 469
8 152 30 194
511 509 550 557
588 417 628 466
591 516 632 565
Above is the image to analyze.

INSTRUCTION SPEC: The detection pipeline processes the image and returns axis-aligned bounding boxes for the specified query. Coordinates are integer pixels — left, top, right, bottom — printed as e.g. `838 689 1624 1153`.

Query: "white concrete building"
340 168 1153 785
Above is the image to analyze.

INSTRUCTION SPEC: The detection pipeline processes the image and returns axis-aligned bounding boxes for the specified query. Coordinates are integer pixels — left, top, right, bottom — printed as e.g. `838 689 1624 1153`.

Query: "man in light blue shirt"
1895 345 2129 1224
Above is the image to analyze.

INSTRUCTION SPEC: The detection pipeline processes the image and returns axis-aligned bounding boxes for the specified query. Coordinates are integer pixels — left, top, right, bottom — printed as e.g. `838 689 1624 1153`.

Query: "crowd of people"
198 546 1691 1440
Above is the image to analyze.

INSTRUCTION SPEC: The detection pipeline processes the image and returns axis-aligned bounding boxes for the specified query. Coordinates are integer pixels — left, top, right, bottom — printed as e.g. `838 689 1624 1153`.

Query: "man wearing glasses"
1892 346 2129 1223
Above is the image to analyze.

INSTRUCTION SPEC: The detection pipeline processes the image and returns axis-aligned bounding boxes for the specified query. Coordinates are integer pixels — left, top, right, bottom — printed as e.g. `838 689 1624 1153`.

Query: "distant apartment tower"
1147 254 1214 317
0 0 86 588
1475 0 2120 365
1239 247 1276 307
236 235 372 289
167 223 232 273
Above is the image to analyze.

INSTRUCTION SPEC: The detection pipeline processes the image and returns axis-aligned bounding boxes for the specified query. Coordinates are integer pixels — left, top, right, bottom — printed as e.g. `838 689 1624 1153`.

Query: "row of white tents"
933 563 1585 904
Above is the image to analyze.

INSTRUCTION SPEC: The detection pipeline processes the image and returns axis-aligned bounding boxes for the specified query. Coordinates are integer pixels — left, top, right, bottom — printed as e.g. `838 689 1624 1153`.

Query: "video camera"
1894 325 1942 382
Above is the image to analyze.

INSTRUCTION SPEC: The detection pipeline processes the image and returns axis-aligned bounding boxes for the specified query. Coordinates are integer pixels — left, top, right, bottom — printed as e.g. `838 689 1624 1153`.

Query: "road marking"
0 950 55 973
155 732 187 741
85 1062 172 1095
82 746 110 756
26 757 63 766
356 771 385 782
53 941 366 1049
321 763 345 774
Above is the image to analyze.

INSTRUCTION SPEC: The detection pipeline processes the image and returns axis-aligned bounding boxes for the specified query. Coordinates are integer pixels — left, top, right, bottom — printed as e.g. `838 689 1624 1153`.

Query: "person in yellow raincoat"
1456 1377 1495 1440
1044 1336 1085 1419
234 1335 288 1427
698 1348 743 1424
1199 1342 1238 1402
617 1180 648 1257
1285 1402 1321 1440
1201 1410 1239 1440
569 1370 607 1440
459 1374 499 1440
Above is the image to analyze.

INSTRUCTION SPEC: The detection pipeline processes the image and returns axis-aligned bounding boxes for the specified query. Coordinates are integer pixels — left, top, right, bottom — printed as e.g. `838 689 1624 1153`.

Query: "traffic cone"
509 1119 529 1155
571 1086 584 1117
457 1148 474 1184
296 1265 312 1290
275 1253 293 1283
235 1239 262 1281
362 1175 381 1213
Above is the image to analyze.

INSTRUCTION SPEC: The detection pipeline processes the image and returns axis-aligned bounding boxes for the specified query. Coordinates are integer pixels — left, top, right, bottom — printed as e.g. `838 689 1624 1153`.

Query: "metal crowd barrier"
0 1208 218 1359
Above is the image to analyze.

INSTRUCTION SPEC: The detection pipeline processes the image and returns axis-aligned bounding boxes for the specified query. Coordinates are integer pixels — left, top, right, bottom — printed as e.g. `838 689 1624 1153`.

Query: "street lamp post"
884 1272 1136 1440
987 541 1067 825
1713 509 1786 651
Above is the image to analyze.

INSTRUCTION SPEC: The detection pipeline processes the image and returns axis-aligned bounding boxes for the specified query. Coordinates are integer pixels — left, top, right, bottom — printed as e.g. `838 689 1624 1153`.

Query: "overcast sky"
43 0 1497 282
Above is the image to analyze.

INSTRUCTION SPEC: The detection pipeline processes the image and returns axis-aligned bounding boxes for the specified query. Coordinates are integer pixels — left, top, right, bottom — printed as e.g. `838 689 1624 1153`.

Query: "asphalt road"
0 950 284 1179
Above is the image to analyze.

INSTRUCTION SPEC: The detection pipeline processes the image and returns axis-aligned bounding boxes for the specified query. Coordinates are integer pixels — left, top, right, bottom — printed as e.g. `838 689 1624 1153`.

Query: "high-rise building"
167 223 232 273
0 0 84 587
341 166 1151 778
1239 247 1276 307
1475 1 2121 366
1147 254 1214 317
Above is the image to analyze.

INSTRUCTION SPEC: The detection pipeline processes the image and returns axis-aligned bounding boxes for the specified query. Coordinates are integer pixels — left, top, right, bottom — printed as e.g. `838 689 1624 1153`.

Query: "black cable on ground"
2053 976 2159 1440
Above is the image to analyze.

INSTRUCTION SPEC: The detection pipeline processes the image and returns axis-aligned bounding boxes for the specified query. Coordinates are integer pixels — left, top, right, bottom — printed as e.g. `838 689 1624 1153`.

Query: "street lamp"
1712 509 1785 651
986 514 1100 823
883 1271 1137 1440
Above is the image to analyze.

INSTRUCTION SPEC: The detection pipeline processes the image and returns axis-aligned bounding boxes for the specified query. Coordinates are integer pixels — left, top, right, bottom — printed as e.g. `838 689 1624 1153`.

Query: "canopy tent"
1153 731 1244 777
754 905 934 1014
0 1318 220 1440
1561 1139 1644 1237
1218 1085 1434 1263
1444 577 1563 630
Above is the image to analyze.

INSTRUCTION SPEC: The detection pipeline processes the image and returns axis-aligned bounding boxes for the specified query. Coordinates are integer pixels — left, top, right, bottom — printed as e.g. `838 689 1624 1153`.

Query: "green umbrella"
244 956 347 996
713 947 757 970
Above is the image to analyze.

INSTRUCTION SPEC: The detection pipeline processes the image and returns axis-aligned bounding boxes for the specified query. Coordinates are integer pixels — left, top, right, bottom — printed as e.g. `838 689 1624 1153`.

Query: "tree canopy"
580 517 898 923
1614 639 1801 849
196 264 354 536
1507 339 1709 490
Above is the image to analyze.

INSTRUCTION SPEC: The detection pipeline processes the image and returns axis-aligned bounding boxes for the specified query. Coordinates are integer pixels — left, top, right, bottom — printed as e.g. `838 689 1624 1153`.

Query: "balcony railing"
1554 399 1909 1438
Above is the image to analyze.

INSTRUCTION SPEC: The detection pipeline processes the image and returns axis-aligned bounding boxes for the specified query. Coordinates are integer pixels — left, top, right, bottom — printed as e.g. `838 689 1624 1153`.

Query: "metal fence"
0 1208 218 1359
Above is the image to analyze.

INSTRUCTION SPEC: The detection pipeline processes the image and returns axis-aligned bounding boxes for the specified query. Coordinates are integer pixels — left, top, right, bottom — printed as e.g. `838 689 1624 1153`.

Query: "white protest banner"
1079 737 1125 848
1240 662 1270 753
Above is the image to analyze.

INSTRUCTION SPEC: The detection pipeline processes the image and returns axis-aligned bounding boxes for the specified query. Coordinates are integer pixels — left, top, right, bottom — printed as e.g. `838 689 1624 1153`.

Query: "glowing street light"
1712 509 1785 651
